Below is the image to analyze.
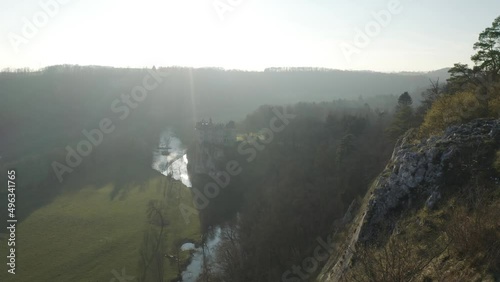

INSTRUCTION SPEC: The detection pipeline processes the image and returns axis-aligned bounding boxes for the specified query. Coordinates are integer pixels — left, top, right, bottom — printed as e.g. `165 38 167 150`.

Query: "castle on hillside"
193 119 237 174
195 119 236 146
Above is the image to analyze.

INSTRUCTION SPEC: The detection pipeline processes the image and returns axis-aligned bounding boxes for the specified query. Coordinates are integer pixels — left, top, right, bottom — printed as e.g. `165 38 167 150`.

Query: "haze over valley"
0 1 499 281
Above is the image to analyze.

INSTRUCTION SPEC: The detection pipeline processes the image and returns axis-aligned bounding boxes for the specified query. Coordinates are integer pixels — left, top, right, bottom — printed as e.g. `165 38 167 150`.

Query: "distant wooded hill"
0 65 449 160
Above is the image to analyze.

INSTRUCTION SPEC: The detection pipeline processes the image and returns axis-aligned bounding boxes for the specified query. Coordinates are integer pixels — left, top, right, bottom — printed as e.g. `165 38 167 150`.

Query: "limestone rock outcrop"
317 119 500 281
360 119 499 241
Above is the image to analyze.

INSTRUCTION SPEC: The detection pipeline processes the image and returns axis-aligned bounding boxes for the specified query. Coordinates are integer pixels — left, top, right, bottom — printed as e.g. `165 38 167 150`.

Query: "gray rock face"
359 119 500 241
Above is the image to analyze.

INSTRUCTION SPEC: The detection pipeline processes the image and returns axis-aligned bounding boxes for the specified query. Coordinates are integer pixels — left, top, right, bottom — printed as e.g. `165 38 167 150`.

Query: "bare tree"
346 234 449 282
138 200 169 282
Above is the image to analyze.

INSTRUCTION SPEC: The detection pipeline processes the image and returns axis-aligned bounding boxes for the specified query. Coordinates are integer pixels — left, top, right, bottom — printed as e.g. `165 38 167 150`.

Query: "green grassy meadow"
0 176 200 282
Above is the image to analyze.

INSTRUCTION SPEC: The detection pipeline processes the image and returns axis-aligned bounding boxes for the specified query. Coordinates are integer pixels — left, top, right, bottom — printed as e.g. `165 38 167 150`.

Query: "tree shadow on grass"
0 144 167 234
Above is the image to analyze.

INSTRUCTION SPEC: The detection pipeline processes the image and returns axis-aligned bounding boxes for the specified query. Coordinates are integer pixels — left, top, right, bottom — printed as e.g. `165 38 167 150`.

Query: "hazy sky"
1 0 499 72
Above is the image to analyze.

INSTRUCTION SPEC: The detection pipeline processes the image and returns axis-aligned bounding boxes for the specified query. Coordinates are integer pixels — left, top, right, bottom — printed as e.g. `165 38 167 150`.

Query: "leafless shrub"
445 187 500 273
138 200 169 282
346 234 448 282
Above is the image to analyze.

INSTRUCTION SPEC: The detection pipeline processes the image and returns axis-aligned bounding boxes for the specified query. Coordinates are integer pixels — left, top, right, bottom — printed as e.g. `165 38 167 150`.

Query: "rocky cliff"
317 118 500 281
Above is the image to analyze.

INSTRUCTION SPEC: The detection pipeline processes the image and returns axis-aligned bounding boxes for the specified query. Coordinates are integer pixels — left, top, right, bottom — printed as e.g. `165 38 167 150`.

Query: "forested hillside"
187 16 500 282
0 67 445 161
1 1 499 281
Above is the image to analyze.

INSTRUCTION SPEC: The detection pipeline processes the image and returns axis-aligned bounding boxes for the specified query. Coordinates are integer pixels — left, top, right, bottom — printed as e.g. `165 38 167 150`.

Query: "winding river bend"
152 129 191 187
151 129 220 281
181 227 222 281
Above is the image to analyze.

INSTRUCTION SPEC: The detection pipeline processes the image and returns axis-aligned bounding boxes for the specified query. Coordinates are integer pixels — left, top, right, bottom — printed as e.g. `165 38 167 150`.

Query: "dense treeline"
193 15 500 282
0 66 445 162
191 99 397 281
2 13 498 280
417 17 500 136
0 66 435 225
342 16 500 281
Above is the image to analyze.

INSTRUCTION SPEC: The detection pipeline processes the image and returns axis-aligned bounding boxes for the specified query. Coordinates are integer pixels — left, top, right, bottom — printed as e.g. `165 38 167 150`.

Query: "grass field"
0 175 200 282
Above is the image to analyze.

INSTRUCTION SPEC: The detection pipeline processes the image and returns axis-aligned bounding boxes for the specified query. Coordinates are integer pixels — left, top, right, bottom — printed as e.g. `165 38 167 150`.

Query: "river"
180 227 222 281
151 129 220 281
151 129 191 187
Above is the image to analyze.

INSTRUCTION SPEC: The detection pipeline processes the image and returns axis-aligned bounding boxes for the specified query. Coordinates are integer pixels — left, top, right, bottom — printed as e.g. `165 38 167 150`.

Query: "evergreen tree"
471 16 500 76
398 91 413 106
387 92 414 139
448 16 500 92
